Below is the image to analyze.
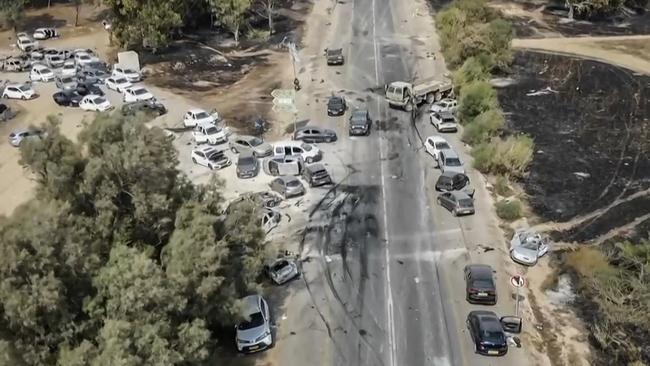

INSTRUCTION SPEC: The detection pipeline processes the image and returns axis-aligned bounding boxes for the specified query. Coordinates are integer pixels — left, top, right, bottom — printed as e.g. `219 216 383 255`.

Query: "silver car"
9 129 45 147
236 151 260 179
230 135 273 157
438 150 465 175
265 258 299 285
510 230 550 266
269 176 305 198
235 295 273 353
55 76 78 90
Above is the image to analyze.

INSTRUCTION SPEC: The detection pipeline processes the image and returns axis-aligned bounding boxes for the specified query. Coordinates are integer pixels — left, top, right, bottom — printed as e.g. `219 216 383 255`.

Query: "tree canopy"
0 113 267 365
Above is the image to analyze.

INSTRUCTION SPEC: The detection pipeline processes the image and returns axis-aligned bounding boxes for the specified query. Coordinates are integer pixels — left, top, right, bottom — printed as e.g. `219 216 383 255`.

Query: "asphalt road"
270 0 533 365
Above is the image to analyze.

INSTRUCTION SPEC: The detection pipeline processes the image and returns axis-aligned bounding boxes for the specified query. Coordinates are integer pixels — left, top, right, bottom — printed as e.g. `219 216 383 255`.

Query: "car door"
195 151 207 166
440 193 453 210
291 146 303 159
425 138 436 157
279 157 300 175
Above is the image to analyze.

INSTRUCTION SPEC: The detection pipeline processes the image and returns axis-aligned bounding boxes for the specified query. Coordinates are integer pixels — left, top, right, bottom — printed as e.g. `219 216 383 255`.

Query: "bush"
453 56 491 93
495 199 523 221
461 108 504 143
471 135 534 177
458 81 498 124
247 28 270 41
494 175 512 197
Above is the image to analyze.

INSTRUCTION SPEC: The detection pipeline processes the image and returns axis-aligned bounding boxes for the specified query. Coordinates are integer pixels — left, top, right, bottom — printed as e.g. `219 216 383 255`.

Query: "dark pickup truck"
325 48 344 66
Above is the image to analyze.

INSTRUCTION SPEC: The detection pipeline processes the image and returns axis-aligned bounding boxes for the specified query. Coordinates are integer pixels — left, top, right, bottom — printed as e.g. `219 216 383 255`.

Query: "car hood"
272 262 298 283
511 246 538 261
237 324 269 342
254 143 273 153
444 166 465 174
238 162 257 171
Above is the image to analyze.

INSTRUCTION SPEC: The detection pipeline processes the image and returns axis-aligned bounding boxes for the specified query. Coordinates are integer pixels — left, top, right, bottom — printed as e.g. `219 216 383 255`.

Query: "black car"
52 90 83 107
466 311 508 356
302 164 332 187
76 82 105 97
435 171 474 197
327 95 346 116
236 152 260 179
293 126 337 143
349 109 371 136
121 100 168 117
325 48 344 65
464 264 497 305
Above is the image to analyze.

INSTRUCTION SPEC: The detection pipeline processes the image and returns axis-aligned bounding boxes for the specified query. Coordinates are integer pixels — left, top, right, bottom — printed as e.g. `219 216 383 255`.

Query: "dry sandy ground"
513 35 650 75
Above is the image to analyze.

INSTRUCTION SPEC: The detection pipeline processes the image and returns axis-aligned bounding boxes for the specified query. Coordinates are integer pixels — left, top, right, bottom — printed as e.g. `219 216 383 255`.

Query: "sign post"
510 275 526 317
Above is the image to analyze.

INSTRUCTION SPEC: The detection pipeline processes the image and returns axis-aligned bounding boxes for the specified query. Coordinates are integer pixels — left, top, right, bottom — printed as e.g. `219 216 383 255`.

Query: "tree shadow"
21 13 67 31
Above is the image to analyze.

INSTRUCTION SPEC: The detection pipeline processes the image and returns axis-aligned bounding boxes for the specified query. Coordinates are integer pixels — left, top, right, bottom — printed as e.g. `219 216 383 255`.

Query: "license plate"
488 350 498 355
478 292 488 297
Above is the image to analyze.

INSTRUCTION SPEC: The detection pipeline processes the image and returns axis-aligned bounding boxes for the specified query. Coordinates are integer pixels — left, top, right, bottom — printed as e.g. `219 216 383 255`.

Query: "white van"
273 140 321 163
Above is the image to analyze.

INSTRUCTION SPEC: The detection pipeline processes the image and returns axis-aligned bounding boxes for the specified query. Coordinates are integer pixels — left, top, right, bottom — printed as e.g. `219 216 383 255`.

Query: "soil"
497 51 650 225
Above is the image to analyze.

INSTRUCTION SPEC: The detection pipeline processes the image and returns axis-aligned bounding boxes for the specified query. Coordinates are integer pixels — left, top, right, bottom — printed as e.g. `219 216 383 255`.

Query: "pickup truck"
385 77 453 111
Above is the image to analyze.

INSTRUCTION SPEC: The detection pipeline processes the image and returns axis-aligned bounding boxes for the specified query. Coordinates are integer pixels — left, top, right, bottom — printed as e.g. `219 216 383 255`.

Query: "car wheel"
21 95 26 100
191 158 197 164
306 157 314 164
231 147 238 153
452 209 458 217
208 164 214 170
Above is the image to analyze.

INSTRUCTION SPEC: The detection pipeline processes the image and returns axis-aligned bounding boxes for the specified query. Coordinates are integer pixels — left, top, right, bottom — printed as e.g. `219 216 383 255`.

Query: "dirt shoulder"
513 35 650 75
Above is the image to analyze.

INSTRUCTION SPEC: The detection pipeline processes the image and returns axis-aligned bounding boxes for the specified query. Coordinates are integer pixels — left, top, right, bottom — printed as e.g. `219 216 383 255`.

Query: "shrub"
495 199 523 221
461 108 505 142
247 28 270 41
494 175 512 197
453 56 491 93
471 135 534 177
458 81 498 124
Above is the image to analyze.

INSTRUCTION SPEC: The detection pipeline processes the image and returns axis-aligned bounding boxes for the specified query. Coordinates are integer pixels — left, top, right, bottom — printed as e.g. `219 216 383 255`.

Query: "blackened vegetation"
498 52 650 225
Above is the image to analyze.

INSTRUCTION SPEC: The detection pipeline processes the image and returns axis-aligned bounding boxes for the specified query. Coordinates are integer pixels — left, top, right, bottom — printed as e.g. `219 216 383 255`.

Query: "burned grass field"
497 52 650 241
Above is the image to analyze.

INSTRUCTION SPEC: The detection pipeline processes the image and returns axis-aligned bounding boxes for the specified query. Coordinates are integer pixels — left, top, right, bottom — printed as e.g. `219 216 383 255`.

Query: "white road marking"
371 0 397 365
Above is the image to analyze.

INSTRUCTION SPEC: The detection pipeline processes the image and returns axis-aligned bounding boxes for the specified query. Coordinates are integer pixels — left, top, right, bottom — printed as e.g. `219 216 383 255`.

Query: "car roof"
328 95 343 101
278 175 298 182
196 146 219 154
238 135 258 142
297 126 323 132
275 140 304 147
189 108 207 114
428 135 448 143
439 111 455 118
466 264 493 278
241 294 262 315
306 163 326 171
442 149 460 158
33 64 48 70
471 311 502 330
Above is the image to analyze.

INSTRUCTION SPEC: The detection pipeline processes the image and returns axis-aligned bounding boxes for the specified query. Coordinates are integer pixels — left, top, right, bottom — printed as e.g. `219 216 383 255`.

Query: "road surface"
268 0 533 365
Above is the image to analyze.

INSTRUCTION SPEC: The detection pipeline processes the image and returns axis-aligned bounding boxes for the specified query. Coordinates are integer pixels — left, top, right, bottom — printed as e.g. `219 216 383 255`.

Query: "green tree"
254 0 278 33
457 81 498 124
211 0 252 45
103 0 183 50
0 0 25 34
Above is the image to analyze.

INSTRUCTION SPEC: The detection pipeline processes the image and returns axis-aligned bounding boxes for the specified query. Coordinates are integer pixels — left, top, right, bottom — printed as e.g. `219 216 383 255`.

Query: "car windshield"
237 312 264 330
249 137 263 146
446 158 461 166
61 77 73 83
438 176 452 185
329 97 343 106
352 111 366 119
271 260 290 272
459 198 473 207
134 88 148 95
79 55 90 60
18 85 30 92
63 65 75 69
208 152 225 161
195 112 210 119
472 279 493 288
116 78 128 84
481 329 505 343
125 69 137 74
286 180 301 187
94 97 107 104
436 142 450 149
300 143 312 151
205 126 221 134
239 156 255 165
442 117 455 123
520 239 541 251
327 49 342 56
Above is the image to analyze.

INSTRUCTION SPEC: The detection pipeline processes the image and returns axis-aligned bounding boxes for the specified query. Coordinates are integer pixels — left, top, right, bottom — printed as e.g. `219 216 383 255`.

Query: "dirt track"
513 35 650 75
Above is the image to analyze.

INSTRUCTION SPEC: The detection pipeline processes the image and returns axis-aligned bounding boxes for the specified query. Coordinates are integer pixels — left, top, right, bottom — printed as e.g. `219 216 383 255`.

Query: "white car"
192 122 227 145
74 52 95 66
16 36 37 51
112 66 141 82
2 83 36 100
123 86 154 103
80 95 112 112
424 135 452 161
29 64 55 82
33 28 59 40
273 141 321 164
430 111 458 132
430 98 457 113
105 77 132 93
183 108 218 127
60 61 78 77
190 146 232 170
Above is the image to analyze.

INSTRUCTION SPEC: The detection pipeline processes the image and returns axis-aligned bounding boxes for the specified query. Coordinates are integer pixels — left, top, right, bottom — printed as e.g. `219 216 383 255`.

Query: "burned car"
509 230 550 266
265 258 300 285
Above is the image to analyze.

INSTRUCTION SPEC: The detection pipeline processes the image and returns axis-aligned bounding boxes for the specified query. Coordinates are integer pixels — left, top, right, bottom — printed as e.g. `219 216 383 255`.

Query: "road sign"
271 89 295 101
272 104 298 114
510 275 526 288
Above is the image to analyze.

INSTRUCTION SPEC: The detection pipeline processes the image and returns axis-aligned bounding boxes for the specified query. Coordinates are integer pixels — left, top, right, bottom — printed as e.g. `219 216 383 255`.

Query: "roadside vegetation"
0 0 285 50
495 198 523 221
0 114 268 364
564 241 650 365
436 0 533 182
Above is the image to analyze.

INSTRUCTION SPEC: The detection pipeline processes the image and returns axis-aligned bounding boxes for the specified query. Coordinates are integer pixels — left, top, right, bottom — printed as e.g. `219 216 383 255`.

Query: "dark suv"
302 164 332 187
466 311 508 356
464 264 496 305
349 109 371 136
